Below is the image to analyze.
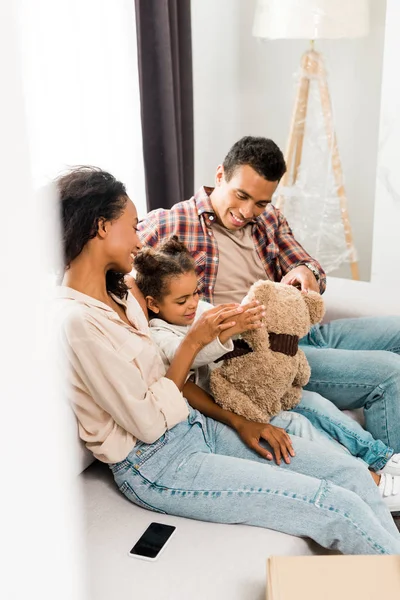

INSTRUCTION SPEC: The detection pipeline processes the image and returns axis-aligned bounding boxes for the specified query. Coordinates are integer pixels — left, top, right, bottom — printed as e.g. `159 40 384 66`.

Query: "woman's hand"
235 419 295 465
218 301 265 344
186 304 244 350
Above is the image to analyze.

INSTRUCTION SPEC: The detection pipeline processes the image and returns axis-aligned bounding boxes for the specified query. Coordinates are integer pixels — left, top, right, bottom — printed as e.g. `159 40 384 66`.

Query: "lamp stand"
276 48 360 280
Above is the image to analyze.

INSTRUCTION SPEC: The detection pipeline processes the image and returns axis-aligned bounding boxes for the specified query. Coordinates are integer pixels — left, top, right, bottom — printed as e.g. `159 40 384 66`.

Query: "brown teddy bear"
209 279 325 423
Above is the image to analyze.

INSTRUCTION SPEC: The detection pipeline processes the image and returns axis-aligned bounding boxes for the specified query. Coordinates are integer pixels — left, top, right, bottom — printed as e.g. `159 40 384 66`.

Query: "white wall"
17 0 146 218
1 3 85 599
191 0 386 281
371 0 400 289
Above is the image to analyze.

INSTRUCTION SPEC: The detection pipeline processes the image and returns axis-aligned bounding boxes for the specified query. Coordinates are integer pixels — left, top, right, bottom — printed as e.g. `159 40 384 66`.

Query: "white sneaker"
379 472 400 512
380 453 400 476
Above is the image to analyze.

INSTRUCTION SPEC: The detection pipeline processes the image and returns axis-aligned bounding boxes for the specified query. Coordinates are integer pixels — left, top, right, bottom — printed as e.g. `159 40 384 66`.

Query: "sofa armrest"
323 277 400 323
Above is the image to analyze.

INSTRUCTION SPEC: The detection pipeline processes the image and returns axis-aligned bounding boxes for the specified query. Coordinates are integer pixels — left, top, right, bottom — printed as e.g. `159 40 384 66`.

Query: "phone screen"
129 522 176 559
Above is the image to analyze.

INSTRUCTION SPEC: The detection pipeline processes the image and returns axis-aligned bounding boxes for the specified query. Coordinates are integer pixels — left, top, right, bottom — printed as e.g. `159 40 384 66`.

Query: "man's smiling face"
210 164 279 230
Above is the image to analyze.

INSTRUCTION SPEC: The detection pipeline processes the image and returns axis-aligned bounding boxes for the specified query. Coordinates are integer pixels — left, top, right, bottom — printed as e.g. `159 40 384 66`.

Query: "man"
138 136 400 452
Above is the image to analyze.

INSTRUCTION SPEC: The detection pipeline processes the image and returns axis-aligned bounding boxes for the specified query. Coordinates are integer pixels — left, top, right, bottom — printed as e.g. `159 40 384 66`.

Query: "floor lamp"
253 0 370 280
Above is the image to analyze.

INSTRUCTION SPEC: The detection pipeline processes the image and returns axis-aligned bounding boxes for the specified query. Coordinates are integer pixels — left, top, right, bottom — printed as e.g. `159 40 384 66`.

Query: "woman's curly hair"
57 166 129 298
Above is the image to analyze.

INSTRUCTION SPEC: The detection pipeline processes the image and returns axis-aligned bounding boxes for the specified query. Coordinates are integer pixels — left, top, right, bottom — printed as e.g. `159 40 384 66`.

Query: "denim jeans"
294 391 393 471
110 406 400 555
301 316 400 451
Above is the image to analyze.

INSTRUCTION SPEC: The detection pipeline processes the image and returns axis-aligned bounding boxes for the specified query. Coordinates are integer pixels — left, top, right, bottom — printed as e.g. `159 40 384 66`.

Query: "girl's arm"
163 304 243 390
150 324 234 370
151 300 265 369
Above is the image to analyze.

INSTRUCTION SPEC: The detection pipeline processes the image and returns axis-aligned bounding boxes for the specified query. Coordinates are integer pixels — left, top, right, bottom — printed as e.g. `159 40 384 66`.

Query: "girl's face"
148 271 200 326
102 198 142 273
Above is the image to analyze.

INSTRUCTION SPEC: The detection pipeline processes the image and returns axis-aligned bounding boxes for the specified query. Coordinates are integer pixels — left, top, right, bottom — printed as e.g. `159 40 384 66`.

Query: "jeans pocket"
132 432 170 469
119 480 167 514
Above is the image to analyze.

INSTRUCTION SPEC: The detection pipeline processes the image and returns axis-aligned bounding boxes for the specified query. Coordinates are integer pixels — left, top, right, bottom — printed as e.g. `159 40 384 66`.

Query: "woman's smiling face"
102 198 142 274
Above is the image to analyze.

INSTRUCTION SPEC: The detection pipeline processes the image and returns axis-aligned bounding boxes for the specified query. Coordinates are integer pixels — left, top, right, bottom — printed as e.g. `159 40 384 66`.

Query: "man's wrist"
302 262 320 283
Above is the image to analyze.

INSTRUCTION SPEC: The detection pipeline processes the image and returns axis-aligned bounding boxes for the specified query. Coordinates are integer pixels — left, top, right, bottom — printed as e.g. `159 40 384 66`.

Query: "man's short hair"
223 136 286 182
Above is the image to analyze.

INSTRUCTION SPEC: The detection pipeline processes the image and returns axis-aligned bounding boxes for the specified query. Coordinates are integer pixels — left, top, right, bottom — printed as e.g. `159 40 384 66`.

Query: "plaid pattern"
138 187 326 303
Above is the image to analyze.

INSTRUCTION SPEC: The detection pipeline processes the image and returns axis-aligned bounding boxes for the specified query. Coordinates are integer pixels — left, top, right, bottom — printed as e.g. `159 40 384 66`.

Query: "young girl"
134 236 400 511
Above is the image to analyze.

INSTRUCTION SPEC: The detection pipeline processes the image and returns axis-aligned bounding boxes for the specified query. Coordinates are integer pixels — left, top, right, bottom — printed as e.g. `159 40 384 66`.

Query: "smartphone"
128 522 176 561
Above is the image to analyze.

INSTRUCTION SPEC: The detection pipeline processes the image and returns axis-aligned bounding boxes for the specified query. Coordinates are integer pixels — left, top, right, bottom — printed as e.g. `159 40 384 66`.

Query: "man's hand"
235 419 295 465
281 265 320 293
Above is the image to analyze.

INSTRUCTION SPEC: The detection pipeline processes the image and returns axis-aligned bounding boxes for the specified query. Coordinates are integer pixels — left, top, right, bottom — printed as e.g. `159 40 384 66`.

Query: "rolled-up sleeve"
66 318 189 445
150 325 233 369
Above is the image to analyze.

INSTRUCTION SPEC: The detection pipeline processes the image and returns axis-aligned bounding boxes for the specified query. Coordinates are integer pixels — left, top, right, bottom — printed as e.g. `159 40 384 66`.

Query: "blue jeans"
301 316 400 452
294 391 393 471
110 407 400 555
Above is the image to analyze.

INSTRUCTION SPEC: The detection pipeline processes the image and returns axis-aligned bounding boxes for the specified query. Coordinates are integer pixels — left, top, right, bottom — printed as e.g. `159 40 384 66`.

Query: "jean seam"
109 459 129 474
368 385 391 452
308 380 375 389
120 480 167 514
132 472 389 554
386 346 400 354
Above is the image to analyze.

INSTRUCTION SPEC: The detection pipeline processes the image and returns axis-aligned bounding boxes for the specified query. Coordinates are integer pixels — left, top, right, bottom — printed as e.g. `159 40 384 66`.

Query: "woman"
57 166 400 555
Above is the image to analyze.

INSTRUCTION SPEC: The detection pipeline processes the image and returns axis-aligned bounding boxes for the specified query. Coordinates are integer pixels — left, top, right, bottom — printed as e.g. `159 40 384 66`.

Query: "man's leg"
303 316 400 353
300 317 400 451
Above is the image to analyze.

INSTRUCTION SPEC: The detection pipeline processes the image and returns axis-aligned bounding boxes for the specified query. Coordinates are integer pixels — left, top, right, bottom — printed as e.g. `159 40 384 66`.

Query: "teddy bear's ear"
245 279 274 306
303 291 325 325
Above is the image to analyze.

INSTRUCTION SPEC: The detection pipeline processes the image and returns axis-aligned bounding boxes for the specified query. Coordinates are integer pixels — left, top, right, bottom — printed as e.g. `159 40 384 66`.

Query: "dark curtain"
135 0 194 211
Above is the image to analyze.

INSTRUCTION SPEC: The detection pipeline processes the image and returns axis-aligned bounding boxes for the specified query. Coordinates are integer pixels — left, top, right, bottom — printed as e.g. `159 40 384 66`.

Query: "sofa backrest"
63 401 95 476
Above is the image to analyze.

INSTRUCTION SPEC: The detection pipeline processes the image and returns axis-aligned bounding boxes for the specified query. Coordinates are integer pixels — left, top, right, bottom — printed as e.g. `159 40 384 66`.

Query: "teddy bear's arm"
293 349 311 388
280 386 303 411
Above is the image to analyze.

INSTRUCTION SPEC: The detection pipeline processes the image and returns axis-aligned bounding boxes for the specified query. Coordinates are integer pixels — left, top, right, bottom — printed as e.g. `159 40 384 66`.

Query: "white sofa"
78 277 400 600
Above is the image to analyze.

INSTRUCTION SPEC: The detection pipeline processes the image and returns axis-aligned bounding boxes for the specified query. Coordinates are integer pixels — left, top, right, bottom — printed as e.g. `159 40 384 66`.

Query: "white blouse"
55 286 189 463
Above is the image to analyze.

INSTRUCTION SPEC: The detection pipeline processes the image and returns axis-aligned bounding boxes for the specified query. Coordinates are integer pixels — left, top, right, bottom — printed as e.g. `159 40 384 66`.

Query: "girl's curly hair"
134 236 195 301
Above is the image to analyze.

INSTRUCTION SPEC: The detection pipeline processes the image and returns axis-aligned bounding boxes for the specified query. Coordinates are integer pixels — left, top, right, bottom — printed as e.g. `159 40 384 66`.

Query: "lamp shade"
253 0 370 40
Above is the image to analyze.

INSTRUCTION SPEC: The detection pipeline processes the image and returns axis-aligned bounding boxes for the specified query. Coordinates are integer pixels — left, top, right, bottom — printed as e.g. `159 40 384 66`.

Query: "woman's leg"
209 418 399 541
291 390 393 470
111 412 400 553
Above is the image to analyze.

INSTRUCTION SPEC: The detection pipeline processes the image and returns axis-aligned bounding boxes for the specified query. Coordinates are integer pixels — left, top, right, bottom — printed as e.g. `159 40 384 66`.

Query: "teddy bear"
209 279 325 423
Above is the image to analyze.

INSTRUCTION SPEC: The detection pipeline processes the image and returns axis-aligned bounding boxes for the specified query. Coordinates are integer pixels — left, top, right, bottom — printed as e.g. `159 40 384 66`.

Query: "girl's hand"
219 300 265 343
235 419 295 465
186 304 244 350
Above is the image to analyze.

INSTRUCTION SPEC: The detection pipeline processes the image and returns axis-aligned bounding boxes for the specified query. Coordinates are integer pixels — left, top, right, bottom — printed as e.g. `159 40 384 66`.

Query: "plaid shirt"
138 187 326 303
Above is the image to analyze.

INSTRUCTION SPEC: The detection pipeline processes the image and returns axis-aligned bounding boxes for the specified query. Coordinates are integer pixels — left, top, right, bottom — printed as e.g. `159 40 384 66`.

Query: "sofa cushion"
82 461 330 600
